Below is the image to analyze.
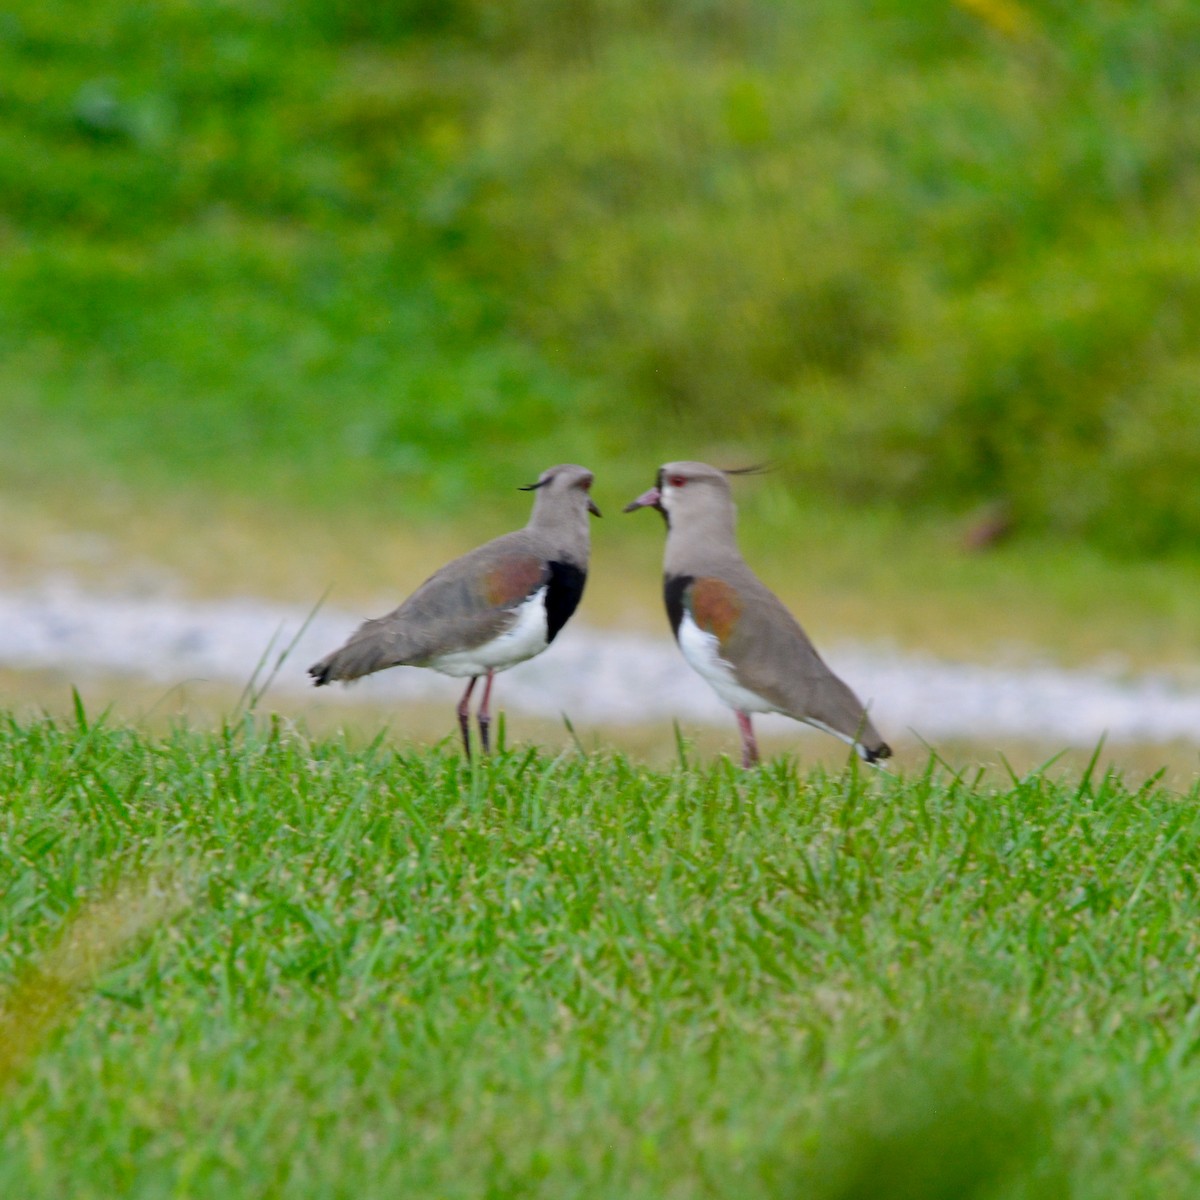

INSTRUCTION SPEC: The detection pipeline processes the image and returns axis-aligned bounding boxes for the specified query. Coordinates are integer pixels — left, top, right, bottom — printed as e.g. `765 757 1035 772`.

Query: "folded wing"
309 533 550 685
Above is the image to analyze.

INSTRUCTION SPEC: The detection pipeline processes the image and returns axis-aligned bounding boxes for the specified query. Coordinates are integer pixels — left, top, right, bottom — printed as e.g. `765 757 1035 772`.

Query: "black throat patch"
545 561 587 643
663 574 694 640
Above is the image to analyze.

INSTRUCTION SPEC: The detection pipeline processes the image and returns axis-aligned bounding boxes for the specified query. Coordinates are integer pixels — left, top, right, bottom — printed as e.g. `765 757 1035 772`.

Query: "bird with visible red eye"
624 460 891 768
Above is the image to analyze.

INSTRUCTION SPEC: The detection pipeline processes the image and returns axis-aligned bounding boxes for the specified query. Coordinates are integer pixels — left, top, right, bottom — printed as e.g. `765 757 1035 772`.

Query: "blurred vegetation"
1 0 1198 550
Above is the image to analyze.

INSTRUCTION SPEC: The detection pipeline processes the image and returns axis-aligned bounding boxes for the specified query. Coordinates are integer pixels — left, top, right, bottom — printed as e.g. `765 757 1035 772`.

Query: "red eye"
667 474 687 488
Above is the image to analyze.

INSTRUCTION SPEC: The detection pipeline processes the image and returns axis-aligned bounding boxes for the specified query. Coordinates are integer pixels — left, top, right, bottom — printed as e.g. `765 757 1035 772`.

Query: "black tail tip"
862 742 893 764
308 662 331 687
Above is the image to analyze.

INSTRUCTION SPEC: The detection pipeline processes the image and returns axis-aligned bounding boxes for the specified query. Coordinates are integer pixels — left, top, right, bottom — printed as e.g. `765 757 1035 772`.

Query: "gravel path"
2 576 1199 745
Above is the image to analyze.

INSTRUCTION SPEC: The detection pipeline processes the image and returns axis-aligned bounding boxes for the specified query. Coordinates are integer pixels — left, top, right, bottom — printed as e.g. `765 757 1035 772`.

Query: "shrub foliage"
1 0 1198 548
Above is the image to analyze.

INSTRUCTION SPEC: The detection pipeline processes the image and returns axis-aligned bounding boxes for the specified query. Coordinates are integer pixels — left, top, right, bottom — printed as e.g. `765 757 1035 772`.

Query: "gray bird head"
520 464 601 562
624 461 757 572
520 463 601 517
622 461 735 524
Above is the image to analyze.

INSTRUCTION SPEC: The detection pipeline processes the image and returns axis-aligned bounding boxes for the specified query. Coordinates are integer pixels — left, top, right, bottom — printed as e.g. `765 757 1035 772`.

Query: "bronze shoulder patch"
690 577 741 643
484 557 546 608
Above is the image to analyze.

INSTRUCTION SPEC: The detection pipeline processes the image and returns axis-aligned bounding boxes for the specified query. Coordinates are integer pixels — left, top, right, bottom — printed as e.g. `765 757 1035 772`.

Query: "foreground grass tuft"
1 713 1199 1196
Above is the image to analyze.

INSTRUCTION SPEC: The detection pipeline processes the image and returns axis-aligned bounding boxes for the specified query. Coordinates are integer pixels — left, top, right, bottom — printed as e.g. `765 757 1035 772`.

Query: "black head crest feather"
722 462 773 477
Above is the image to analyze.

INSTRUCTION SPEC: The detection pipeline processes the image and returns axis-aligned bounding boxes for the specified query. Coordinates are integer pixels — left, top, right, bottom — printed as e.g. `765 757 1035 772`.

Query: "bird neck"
663 506 741 575
526 497 590 563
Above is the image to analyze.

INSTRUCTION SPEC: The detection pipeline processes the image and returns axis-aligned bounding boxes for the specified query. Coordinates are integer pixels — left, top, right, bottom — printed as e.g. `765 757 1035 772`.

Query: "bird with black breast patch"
310 464 600 756
625 461 890 768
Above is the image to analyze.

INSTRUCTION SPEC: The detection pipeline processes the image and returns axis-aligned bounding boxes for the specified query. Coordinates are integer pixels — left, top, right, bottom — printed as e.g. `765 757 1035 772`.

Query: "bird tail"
841 699 893 766
803 692 892 766
308 618 408 686
844 706 892 765
857 735 893 765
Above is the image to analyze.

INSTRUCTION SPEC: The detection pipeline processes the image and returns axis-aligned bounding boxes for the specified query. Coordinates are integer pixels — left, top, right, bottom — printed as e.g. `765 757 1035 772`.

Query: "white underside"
677 612 870 757
428 586 550 678
677 612 775 715
805 716 864 756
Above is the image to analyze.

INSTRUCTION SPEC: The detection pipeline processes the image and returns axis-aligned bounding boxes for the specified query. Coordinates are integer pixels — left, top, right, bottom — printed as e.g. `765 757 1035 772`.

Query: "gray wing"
715 568 889 753
309 531 549 684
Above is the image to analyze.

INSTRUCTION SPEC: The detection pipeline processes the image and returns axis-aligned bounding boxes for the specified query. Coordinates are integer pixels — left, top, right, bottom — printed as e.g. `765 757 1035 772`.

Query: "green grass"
3 711 1200 1196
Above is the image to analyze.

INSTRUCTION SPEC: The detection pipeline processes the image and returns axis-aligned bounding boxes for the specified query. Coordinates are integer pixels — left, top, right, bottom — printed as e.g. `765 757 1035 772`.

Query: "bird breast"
428 586 550 678
677 611 775 714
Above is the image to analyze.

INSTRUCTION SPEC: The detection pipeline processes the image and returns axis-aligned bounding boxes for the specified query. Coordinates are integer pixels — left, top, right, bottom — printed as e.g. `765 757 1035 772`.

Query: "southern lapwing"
624 461 891 768
309 464 600 756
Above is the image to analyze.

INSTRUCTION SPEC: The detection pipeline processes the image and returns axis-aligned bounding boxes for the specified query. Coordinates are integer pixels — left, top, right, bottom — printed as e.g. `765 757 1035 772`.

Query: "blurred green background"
2 0 1199 573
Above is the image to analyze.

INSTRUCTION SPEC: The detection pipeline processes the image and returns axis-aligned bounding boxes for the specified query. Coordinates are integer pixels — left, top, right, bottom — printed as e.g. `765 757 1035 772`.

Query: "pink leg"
456 676 478 758
736 710 759 769
477 669 496 755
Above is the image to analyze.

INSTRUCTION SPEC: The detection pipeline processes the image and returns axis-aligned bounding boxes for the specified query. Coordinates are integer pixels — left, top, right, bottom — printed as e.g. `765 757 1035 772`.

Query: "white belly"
677 612 774 714
428 587 550 678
